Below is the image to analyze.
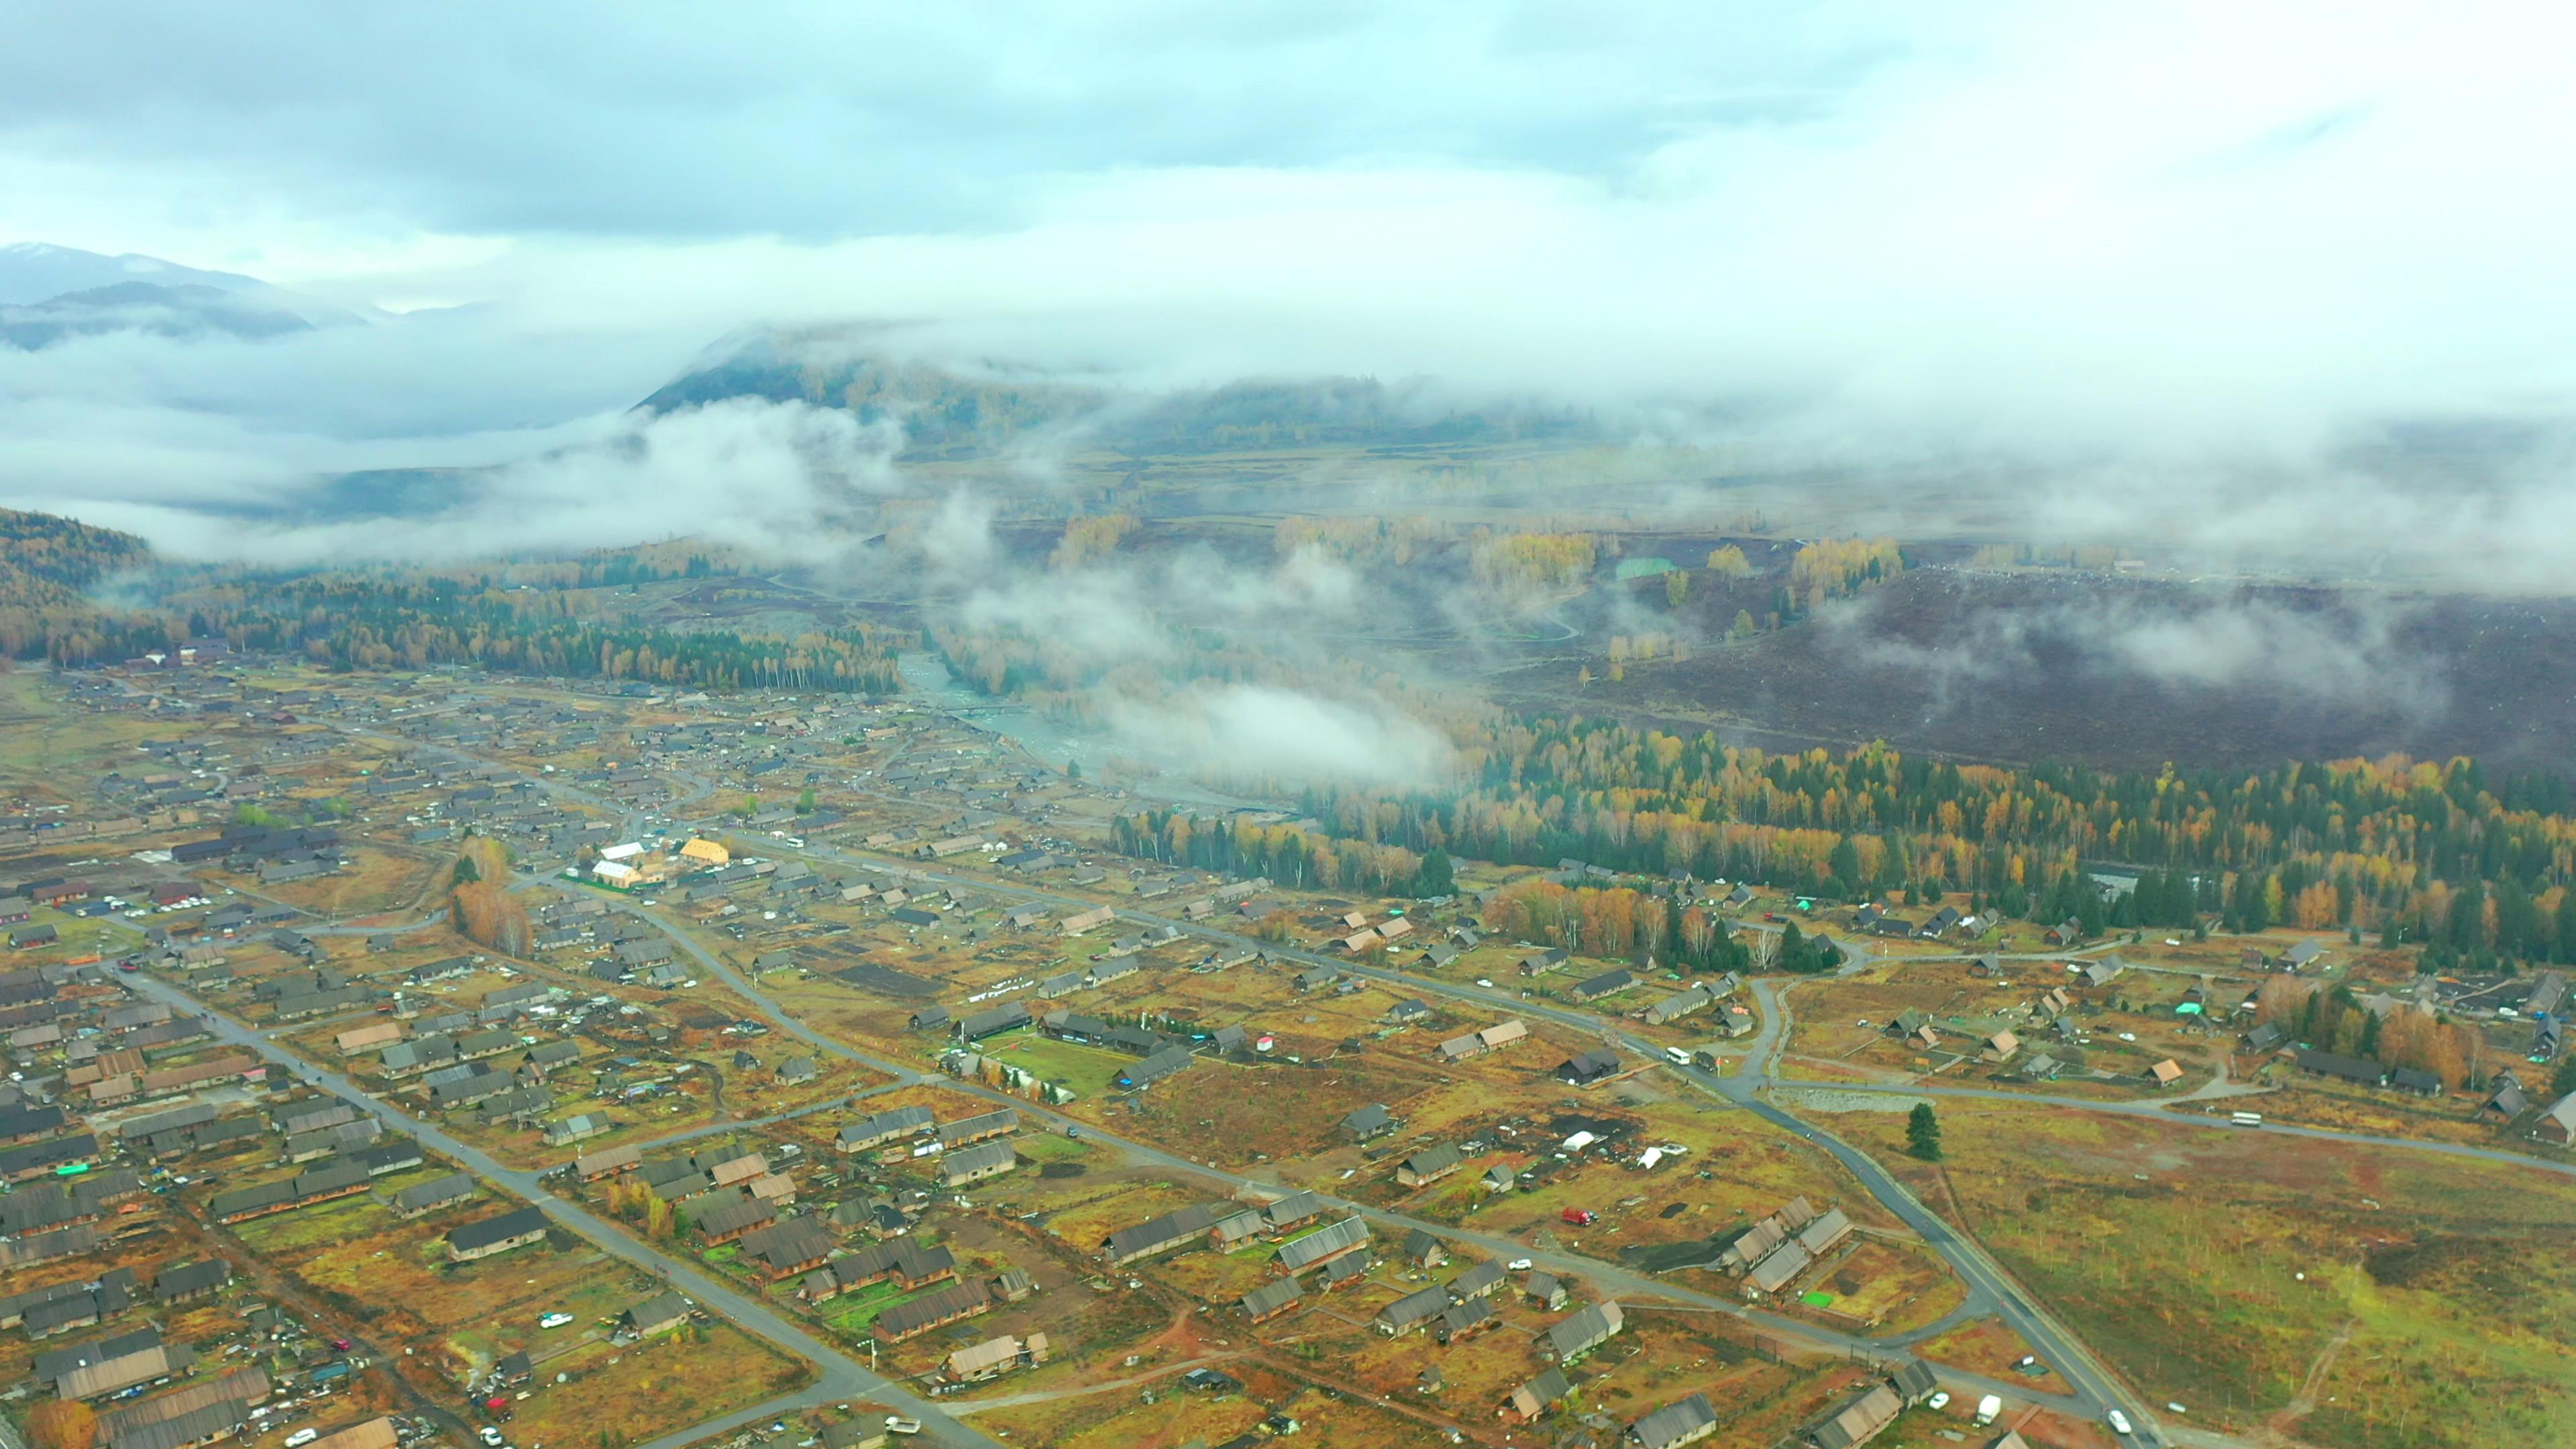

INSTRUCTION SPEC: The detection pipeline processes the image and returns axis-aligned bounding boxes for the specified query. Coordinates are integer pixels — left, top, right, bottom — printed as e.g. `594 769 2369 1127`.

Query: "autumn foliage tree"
30 1400 98 1449
1051 513 1139 570
1470 531 1597 592
1787 537 1904 612
450 837 529 956
2258 980 2479 1086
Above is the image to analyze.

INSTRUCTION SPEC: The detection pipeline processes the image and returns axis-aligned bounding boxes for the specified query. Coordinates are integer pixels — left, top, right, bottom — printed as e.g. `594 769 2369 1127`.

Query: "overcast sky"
7 1 2575 559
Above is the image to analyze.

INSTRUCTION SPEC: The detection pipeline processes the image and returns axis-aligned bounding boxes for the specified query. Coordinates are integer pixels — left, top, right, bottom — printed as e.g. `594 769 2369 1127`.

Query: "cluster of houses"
1615 1357 1944 1449
1716 1195 1854 1296
1436 1018 1529 1063
1330 909 1419 955
1854 901 1981 942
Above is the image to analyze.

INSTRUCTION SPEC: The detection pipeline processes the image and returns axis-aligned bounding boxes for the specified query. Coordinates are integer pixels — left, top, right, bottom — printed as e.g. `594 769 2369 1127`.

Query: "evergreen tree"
1907 1103 1943 1161
1413 849 1455 899
2447 882 2488 951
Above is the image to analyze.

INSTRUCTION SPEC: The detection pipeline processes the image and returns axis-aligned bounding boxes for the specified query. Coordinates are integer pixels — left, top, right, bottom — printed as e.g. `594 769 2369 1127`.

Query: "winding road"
281 710 2567 1449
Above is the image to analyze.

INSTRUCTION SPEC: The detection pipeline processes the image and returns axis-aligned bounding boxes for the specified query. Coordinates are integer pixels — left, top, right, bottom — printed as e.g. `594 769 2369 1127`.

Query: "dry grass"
1834 1098 2576 1446
504 1320 811 1447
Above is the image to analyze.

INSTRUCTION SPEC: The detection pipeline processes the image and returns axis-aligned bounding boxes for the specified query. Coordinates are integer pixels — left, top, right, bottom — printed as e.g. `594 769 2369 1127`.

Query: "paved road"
409 745 2148 1434
556 861 2100 1419
117 970 1004 1449
1767 1077 2576 1181
1719 983 2144 1434
337 720 2499 1445
700 835 2180 1438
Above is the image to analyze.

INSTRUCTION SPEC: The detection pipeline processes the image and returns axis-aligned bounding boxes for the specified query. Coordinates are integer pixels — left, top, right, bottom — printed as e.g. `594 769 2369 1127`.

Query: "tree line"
1118 721 2576 972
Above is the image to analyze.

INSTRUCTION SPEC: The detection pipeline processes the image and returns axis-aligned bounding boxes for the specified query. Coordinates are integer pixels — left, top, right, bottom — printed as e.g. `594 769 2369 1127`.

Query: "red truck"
1560 1208 1597 1226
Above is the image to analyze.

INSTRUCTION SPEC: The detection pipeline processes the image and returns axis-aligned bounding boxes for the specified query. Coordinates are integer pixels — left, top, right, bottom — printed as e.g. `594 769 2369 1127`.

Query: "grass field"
255 843 443 919
1915 1314 2061 1389
1835 1099 2576 1447
0 671 186 788
975 1032 1132 1099
501 1319 811 1448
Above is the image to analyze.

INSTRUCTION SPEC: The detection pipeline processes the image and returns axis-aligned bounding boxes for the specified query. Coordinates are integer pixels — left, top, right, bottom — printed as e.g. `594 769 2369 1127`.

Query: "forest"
0 509 904 693
172 574 903 692
1118 717 2576 975
2253 977 2495 1089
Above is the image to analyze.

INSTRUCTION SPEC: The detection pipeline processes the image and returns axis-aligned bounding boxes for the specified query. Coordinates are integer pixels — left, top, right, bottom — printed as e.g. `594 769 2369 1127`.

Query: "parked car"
1560 1208 1596 1226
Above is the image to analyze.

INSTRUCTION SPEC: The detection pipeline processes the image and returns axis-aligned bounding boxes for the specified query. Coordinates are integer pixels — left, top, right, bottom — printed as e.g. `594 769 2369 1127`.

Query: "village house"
445 1205 549 1263
1555 1049 1623 1088
1629 1393 1719 1449
2535 1092 2576 1144
1500 1368 1574 1424
1277 1216 1371 1275
1397 1144 1465 1187
1807 1384 1902 1449
1545 1299 1624 1363
1240 1278 1303 1323
737 1218 833 1278
622 1291 692 1339
941 1141 1017 1187
875 1281 991 1341
1341 1103 1396 1142
1375 1282 1448 1338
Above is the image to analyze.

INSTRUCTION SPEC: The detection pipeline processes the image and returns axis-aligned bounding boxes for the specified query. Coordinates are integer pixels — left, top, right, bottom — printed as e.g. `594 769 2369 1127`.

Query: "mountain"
0 280 327 349
638 329 1597 455
638 335 1110 451
0 241 267 306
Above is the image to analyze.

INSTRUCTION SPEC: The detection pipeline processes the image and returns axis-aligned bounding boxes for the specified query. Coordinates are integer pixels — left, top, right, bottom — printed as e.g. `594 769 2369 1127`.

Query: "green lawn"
975 1034 1130 1099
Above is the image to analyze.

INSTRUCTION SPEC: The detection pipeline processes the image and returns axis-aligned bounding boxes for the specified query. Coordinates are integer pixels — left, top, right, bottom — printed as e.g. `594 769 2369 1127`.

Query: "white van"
285 1432 320 1448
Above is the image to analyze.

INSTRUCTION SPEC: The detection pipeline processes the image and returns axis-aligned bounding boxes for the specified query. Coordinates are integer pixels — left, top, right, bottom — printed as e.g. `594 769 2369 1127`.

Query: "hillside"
0 508 168 663
0 241 268 305
0 507 154 594
0 280 324 348
639 330 1597 455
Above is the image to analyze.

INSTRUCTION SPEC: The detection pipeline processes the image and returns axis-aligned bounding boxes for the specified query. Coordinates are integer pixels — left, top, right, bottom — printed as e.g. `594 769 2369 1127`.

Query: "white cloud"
3 1 2574 565
46 397 907 565
1110 682 1456 789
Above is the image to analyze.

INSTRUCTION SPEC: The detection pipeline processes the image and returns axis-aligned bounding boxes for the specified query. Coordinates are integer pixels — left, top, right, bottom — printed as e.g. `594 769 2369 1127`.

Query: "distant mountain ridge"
0 280 326 348
640 329 1597 455
0 243 373 348
0 241 268 306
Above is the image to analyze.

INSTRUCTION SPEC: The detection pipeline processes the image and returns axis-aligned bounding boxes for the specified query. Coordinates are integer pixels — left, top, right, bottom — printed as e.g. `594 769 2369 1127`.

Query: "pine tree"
1412 850 1455 900
1907 1103 1943 1161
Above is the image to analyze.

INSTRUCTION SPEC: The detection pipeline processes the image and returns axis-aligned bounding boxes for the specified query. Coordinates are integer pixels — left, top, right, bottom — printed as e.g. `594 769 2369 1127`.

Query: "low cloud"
1109 682 1455 790
65 397 908 566
914 487 998 579
1837 586 2449 721
1191 544 1362 621
956 566 1168 669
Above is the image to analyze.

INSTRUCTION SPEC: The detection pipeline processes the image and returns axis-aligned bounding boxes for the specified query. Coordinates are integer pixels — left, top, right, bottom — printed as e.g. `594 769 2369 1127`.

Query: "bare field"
1837 1098 2576 1447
